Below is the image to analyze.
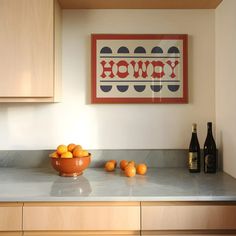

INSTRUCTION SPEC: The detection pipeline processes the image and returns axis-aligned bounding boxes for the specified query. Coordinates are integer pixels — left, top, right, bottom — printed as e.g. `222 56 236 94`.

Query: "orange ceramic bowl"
51 154 91 177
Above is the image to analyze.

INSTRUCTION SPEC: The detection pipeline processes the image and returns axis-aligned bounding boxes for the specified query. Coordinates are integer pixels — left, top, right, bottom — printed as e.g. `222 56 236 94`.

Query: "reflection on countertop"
0 167 236 202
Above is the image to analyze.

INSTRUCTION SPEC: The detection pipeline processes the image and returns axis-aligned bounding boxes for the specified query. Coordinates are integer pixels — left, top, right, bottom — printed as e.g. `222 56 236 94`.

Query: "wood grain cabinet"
23 202 140 235
0 203 23 233
0 0 61 102
141 202 236 235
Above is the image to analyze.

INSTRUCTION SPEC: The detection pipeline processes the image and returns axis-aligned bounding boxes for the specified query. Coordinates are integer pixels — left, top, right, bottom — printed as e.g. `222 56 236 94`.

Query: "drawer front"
143 235 236 236
23 203 140 231
0 233 22 236
0 205 22 231
24 232 139 236
142 204 236 230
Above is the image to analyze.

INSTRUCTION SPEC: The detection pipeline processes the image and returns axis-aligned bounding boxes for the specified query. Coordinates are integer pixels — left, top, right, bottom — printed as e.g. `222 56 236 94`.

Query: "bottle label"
205 154 215 172
189 152 198 170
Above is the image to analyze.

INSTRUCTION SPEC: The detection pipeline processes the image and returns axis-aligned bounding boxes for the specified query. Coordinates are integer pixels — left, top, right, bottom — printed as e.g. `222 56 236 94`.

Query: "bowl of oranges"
49 144 91 177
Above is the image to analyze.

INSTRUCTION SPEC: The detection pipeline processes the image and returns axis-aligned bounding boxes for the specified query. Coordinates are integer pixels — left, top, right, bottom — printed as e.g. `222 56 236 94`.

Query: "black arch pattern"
134 46 146 53
100 47 112 54
117 46 129 53
151 46 163 53
167 46 180 54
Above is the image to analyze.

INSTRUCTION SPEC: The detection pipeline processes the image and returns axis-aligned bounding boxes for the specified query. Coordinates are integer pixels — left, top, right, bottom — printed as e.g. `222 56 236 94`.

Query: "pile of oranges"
105 159 147 177
49 144 89 159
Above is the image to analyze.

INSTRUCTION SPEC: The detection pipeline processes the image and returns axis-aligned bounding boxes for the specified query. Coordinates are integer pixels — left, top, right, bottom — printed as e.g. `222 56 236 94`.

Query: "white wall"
0 10 215 150
216 0 236 178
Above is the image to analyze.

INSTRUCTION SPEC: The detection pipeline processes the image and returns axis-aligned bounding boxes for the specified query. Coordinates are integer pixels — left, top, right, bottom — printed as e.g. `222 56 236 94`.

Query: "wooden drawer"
23 202 140 231
142 202 236 230
142 233 236 236
0 203 22 231
24 231 140 236
0 233 22 236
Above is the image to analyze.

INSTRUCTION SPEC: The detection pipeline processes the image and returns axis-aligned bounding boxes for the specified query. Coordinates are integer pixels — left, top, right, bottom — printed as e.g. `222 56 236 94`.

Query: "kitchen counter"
0 167 236 202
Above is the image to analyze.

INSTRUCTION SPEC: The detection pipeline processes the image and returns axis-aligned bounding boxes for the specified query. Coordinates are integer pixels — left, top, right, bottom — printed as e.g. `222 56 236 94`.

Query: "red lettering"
116 60 129 79
130 61 150 78
151 61 165 78
100 60 115 78
166 60 179 78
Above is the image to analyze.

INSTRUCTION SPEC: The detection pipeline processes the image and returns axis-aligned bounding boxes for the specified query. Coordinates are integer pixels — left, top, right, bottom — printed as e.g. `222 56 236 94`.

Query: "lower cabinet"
1 201 236 235
141 202 236 235
143 235 236 236
23 202 140 235
0 203 22 234
24 233 138 236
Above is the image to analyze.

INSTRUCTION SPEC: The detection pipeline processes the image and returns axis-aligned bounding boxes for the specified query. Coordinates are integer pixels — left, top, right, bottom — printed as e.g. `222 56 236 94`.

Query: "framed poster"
91 34 188 104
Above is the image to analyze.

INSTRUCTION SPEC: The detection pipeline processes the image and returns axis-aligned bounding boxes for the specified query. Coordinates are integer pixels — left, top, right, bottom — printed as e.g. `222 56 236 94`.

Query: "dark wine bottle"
188 123 201 173
204 122 217 173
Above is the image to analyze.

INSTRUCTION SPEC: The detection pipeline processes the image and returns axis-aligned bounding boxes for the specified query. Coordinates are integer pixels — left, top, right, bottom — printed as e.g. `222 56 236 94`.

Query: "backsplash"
0 149 222 169
0 149 188 168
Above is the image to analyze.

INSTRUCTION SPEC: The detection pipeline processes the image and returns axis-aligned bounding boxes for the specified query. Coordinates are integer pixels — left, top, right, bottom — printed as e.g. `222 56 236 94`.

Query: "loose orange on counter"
61 151 73 158
136 163 147 175
105 161 115 172
120 160 128 171
109 160 117 168
67 143 77 152
124 164 136 177
128 160 136 167
57 144 68 155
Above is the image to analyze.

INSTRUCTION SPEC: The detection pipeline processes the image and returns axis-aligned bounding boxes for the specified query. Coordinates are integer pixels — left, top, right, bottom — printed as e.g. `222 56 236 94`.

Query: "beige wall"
216 0 236 178
0 9 215 149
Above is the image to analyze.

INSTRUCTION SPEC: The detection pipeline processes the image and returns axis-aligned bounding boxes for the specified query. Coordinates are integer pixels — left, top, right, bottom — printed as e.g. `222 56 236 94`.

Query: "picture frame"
91 34 188 104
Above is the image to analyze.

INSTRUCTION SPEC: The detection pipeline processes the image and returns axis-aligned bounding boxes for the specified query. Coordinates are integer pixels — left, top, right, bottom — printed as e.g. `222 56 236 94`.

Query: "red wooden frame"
91 34 188 104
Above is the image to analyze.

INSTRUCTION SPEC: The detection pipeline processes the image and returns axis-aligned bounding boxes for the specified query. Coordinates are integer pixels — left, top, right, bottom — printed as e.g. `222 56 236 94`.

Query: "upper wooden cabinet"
58 0 223 9
0 0 61 102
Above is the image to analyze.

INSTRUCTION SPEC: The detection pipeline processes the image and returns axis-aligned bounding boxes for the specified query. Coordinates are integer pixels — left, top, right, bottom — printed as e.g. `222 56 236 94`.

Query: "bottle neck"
207 123 213 136
192 124 197 133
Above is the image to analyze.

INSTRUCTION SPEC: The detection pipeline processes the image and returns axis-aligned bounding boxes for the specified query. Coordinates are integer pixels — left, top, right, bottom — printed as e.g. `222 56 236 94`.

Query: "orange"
61 151 73 158
136 163 147 175
128 160 136 167
67 143 77 152
124 165 136 177
73 149 89 158
73 149 83 157
57 144 68 155
49 151 59 158
120 160 128 171
105 161 115 172
109 160 117 168
74 145 82 151
81 150 89 157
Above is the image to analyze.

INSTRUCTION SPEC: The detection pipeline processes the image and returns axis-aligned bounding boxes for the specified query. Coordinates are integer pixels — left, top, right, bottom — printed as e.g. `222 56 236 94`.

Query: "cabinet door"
0 0 54 97
23 202 140 231
0 203 22 231
142 202 236 230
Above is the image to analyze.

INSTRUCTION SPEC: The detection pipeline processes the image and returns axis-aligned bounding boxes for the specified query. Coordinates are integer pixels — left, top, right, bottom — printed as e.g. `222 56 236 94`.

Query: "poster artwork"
91 34 188 103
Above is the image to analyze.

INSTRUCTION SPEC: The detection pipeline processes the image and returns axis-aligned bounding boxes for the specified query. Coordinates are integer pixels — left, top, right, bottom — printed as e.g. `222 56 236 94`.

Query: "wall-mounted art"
91 34 188 104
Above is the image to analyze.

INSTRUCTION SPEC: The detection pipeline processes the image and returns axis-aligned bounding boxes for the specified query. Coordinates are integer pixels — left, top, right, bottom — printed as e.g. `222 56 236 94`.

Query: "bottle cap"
192 123 197 132
207 122 212 128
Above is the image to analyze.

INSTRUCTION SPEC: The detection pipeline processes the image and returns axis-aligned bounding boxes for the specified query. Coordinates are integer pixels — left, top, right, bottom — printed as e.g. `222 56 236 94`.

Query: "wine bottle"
188 123 201 173
204 122 217 173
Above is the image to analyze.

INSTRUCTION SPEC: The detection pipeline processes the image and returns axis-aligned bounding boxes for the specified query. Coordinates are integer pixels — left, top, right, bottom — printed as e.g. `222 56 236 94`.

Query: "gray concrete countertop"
0 167 236 202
